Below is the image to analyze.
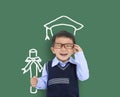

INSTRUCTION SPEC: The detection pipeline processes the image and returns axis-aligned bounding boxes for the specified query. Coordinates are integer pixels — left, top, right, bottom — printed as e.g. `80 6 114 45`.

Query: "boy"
31 30 89 97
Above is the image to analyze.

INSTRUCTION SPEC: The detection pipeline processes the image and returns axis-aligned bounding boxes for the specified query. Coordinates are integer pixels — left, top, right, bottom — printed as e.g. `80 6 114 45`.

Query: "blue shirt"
36 51 89 89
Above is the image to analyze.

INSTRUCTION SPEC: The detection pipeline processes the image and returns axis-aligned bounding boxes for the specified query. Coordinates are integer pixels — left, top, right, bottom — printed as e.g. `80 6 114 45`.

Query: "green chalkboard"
0 0 120 97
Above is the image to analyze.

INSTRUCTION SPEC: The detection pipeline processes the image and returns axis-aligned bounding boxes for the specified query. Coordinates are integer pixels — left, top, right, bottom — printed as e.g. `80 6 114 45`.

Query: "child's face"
51 37 74 62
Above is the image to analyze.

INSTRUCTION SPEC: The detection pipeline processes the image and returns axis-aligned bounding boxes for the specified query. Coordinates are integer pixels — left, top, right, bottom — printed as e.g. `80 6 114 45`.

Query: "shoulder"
44 60 53 71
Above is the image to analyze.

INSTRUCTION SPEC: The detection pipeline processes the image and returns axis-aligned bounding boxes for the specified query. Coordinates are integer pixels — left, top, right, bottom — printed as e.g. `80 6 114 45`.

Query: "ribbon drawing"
21 49 43 94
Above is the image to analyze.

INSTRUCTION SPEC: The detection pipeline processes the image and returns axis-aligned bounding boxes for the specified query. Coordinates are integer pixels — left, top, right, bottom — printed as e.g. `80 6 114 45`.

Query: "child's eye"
65 44 74 48
54 43 61 48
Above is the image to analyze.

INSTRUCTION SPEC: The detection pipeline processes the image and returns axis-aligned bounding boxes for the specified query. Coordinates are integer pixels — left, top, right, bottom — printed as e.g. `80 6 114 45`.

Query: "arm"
74 44 89 81
30 63 48 89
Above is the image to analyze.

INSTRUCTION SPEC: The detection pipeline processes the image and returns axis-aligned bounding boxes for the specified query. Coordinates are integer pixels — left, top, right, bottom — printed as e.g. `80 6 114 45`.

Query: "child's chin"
61 58 69 62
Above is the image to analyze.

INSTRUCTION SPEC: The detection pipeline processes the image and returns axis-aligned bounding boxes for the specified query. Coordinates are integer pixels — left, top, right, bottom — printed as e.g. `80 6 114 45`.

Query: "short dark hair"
52 30 76 45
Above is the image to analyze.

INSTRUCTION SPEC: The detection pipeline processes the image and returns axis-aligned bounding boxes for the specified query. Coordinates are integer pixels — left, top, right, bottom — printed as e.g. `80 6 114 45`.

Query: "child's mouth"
60 53 68 56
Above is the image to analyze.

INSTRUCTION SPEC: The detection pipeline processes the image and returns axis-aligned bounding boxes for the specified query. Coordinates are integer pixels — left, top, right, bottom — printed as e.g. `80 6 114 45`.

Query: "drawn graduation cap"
44 15 84 40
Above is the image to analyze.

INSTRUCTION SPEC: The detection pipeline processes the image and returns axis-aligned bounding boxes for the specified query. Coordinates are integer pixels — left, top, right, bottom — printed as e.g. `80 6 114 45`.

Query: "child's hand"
30 76 38 87
73 44 82 53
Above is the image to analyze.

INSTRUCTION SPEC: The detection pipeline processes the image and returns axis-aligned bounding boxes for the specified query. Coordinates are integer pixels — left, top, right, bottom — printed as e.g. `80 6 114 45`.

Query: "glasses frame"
53 43 74 49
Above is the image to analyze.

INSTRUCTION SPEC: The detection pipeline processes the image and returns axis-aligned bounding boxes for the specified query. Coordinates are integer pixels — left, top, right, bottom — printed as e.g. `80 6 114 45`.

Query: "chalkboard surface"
0 0 120 97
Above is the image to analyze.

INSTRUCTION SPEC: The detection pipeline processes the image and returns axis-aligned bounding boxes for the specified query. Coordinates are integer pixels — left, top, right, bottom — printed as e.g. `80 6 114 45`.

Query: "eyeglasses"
53 43 74 49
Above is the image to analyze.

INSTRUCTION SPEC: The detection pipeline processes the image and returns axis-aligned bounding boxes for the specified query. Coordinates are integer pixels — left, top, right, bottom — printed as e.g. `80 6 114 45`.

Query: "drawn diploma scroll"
21 49 43 94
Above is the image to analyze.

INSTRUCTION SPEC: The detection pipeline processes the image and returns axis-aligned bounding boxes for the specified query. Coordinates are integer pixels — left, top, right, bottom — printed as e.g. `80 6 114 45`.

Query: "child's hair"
52 30 76 46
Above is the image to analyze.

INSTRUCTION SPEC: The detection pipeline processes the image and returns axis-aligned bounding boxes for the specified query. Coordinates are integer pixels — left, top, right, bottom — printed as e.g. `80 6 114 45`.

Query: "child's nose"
61 45 66 50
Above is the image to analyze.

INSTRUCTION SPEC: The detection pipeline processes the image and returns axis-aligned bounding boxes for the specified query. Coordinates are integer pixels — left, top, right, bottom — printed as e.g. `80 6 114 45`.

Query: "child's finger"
74 44 82 52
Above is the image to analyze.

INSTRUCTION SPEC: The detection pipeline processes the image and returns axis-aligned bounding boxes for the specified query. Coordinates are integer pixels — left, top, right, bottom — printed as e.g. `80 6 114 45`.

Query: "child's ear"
51 47 55 54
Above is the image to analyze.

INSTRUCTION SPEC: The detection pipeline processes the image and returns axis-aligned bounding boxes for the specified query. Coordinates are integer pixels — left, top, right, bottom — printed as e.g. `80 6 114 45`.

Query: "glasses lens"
65 43 74 49
54 43 62 49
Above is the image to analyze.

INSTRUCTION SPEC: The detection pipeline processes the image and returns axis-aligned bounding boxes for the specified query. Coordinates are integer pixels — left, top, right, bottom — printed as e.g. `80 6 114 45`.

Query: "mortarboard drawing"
21 49 43 94
44 15 84 40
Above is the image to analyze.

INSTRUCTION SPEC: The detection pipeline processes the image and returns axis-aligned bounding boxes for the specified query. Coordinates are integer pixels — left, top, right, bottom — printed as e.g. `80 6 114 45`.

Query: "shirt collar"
52 57 77 67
